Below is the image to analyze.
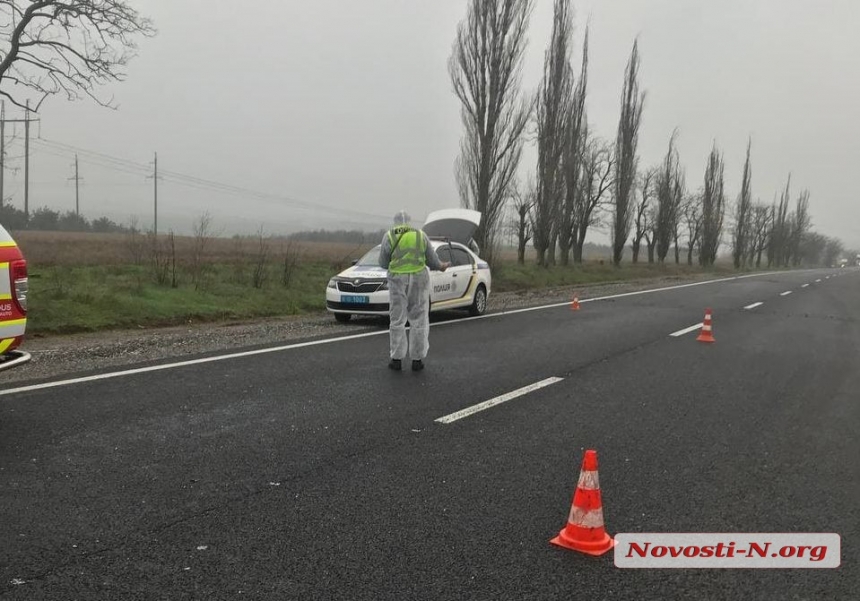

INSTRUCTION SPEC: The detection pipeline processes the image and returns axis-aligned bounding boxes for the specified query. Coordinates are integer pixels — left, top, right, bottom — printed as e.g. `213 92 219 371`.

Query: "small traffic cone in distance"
571 295 581 311
550 449 615 556
696 308 715 343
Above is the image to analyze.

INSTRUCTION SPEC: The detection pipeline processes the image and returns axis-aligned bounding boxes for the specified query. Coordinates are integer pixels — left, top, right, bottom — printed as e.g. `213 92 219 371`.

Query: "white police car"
325 209 492 322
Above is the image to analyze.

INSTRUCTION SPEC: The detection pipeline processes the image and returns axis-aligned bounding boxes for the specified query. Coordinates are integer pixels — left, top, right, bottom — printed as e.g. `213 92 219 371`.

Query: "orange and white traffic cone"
570 295 581 311
696 308 715 343
550 449 615 556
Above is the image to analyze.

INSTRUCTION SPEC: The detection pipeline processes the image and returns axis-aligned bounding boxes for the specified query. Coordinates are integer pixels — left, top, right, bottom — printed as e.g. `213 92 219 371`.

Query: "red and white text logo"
614 533 840 568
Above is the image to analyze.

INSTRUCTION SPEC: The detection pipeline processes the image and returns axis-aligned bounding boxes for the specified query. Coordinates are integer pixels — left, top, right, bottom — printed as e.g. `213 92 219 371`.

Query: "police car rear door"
446 245 476 303
430 244 458 302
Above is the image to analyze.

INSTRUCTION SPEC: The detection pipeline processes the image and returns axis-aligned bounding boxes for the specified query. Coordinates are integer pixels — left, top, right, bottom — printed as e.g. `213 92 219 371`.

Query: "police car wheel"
469 285 487 316
334 313 352 323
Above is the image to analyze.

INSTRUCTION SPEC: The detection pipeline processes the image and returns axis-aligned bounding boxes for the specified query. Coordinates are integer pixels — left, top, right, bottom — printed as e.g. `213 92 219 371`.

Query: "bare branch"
0 0 155 111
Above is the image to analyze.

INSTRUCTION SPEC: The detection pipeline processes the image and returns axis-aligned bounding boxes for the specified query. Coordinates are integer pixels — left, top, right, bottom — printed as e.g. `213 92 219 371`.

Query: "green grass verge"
25 260 751 335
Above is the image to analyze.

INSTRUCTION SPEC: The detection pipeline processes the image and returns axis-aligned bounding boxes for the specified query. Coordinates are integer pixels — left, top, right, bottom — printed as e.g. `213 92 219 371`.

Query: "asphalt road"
1 268 858 600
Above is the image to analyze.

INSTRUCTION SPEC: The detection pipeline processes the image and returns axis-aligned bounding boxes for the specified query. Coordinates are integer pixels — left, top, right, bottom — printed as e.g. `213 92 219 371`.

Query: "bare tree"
630 167 655 263
572 133 613 263
732 139 753 269
789 190 811 267
450 0 533 265
191 211 213 290
823 237 844 267
700 143 725 267
769 178 792 267
123 215 144 266
683 193 703 265
671 166 685 263
251 226 269 289
748 203 771 268
558 25 589 266
529 0 571 267
644 204 657 263
0 1 155 111
510 183 533 264
612 39 645 266
282 238 301 287
654 132 682 263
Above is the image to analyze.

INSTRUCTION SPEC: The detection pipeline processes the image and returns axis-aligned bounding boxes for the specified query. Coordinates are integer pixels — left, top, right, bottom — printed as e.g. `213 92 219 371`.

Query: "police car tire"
469 285 487 316
334 313 352 323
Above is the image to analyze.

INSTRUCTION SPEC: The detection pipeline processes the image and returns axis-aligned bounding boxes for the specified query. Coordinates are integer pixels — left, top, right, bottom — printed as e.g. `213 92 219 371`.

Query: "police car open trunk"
422 208 481 248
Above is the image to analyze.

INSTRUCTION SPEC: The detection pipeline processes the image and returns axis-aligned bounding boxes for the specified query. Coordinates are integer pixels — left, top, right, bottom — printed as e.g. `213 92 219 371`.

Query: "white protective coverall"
379 213 446 361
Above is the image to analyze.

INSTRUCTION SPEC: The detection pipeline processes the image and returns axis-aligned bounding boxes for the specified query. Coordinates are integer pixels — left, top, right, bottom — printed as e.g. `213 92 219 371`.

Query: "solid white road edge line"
744 302 764 310
0 269 814 397
780 291 792 296
670 323 704 337
0 330 389 397
434 377 564 424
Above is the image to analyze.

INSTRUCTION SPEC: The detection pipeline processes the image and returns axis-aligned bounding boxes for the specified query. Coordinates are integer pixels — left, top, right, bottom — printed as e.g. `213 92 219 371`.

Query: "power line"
31 137 390 223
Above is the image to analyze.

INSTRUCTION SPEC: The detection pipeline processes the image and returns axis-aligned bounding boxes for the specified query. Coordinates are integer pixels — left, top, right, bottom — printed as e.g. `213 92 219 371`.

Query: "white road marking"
816 279 822 282
0 269 821 397
744 302 764 310
801 284 809 288
670 323 704 337
434 377 563 424
780 291 792 296
0 330 390 397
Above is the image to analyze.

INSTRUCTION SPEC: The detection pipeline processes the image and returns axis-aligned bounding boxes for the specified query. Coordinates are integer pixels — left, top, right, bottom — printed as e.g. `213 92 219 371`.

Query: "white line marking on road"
0 269 823 397
816 279 822 282
435 377 563 424
801 284 809 288
670 323 703 337
744 302 764 310
780 291 792 296
0 330 390 397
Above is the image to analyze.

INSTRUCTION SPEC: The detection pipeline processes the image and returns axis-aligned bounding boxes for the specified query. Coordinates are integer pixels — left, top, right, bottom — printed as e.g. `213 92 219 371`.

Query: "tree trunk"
631 239 641 263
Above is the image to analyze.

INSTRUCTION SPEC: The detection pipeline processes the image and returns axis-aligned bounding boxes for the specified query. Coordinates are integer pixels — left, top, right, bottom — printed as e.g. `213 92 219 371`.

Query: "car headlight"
327 278 337 289
378 280 388 291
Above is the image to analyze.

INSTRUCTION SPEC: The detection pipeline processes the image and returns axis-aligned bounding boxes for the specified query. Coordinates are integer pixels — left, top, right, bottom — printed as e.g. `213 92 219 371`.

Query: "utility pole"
75 154 79 216
153 152 158 236
146 151 159 236
0 103 39 219
68 154 83 216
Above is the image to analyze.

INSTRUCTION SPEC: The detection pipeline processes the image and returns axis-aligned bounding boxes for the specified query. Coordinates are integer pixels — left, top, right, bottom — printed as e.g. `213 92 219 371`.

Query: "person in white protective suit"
379 210 450 371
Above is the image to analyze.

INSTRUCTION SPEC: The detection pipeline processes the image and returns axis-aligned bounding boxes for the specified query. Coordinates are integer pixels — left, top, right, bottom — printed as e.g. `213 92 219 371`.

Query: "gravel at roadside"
1 272 731 385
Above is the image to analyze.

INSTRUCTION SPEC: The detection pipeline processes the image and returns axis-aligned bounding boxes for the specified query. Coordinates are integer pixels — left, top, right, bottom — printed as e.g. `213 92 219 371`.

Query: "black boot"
411 359 424 372
388 359 402 371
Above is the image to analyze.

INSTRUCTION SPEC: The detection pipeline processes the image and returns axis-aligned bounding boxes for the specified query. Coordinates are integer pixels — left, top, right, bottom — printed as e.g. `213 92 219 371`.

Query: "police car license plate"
341 295 369 304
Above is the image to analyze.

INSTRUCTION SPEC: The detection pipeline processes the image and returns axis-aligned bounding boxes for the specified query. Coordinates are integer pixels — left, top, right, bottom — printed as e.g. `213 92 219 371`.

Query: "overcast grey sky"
5 0 859 247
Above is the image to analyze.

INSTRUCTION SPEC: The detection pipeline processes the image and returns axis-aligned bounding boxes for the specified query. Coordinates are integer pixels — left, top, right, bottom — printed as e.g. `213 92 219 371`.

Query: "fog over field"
2 0 858 248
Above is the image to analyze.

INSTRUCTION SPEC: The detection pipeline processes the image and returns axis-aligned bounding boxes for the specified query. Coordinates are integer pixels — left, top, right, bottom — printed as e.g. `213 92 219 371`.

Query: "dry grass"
12 230 377 267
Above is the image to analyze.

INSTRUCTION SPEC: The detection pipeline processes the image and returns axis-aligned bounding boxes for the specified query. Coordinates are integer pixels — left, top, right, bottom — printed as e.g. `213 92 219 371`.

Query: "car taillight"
11 259 27 314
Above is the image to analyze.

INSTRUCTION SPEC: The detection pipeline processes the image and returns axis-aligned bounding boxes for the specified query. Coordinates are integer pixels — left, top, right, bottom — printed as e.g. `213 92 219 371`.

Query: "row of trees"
0 204 129 233
449 0 845 269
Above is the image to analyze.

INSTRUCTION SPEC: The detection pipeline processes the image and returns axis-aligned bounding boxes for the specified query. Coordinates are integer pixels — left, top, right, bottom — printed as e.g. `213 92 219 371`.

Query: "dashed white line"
0 269 815 397
744 302 764 310
780 291 792 296
434 377 564 424
670 323 704 337
801 284 809 288
816 279 822 282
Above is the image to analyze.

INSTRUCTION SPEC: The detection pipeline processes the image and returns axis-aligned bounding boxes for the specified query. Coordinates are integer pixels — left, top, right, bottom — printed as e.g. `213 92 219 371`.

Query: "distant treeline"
287 229 387 244
0 205 129 233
